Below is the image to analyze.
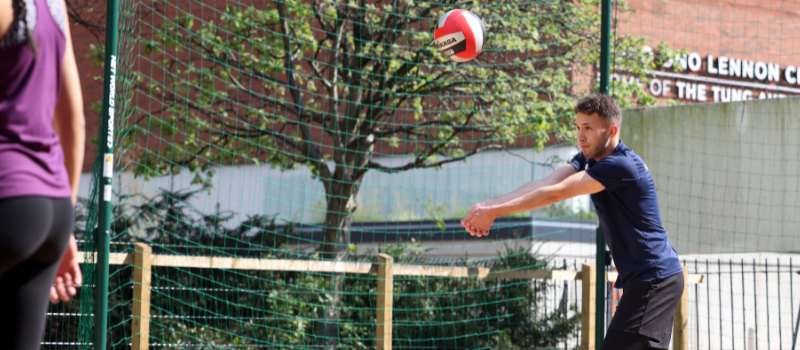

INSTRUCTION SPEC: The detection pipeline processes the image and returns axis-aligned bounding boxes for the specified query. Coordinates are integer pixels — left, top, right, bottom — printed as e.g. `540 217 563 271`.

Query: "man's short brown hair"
575 94 622 124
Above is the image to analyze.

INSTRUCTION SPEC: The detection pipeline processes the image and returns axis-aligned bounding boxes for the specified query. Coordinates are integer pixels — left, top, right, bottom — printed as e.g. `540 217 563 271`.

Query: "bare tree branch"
363 110 498 177
65 0 104 41
367 144 506 173
277 1 331 182
374 119 492 138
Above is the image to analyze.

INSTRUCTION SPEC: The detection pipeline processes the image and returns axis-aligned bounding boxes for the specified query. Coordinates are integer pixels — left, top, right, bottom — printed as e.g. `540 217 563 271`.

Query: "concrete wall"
624 97 800 254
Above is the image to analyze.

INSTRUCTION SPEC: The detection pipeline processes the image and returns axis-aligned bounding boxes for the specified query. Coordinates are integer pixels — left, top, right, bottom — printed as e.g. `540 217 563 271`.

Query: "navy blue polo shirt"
570 141 682 288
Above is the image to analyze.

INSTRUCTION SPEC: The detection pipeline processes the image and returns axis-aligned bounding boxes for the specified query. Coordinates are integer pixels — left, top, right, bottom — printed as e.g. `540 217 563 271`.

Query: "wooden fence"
79 243 703 350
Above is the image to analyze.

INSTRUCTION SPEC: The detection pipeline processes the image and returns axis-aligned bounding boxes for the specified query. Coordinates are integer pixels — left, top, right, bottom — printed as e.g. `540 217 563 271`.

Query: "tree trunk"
319 181 357 260
316 165 363 349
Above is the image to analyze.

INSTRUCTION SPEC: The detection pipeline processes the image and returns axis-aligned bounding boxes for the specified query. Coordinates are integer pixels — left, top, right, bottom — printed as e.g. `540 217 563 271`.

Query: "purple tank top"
0 0 71 199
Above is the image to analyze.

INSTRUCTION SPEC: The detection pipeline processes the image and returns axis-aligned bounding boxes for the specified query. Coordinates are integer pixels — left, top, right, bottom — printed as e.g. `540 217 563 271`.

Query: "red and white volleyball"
433 9 485 62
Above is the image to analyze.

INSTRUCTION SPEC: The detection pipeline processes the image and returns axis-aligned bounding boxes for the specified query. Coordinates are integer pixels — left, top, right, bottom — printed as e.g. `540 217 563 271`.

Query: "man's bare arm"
484 170 604 218
480 165 577 207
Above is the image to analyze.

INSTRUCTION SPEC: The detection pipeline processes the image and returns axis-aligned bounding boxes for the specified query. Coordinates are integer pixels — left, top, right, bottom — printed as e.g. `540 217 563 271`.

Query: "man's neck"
592 137 620 161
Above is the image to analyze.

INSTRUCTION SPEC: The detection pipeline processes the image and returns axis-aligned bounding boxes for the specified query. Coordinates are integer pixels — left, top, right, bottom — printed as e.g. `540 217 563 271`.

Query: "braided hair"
1 0 36 54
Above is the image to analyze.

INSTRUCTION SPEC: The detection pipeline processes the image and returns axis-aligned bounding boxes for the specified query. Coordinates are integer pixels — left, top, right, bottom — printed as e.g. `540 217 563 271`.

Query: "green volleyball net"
41 0 800 349
47 1 644 348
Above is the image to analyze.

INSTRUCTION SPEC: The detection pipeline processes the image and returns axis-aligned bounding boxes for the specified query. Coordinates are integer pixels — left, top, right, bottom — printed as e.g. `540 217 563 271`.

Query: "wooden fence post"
132 243 152 350
581 264 596 350
376 254 394 350
672 267 690 350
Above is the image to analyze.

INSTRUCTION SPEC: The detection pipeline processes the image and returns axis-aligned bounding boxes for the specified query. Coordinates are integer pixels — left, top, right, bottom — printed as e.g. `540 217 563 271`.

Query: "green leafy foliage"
70 191 579 349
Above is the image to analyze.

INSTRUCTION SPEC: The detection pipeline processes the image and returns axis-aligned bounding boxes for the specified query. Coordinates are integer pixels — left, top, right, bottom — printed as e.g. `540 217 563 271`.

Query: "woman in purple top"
0 0 85 347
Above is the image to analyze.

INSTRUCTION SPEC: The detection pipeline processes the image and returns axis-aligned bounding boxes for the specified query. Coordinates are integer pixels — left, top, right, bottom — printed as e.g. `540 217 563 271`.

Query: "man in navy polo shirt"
462 94 683 349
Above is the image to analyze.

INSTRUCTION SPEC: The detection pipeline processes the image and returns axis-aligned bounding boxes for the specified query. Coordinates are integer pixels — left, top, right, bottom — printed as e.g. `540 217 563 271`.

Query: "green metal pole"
600 0 613 95
595 227 606 349
597 0 613 348
96 0 120 347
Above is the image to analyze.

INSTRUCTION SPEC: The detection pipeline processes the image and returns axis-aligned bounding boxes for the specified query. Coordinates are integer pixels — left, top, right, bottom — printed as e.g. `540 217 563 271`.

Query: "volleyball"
433 9 485 62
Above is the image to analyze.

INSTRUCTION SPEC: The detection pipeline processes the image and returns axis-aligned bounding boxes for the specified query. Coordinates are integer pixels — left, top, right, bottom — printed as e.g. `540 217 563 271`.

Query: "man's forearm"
481 179 547 206
482 165 576 207
485 184 564 218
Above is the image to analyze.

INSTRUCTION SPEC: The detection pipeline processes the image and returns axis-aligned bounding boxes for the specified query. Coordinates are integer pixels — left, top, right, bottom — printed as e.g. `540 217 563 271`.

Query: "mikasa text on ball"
433 9 485 62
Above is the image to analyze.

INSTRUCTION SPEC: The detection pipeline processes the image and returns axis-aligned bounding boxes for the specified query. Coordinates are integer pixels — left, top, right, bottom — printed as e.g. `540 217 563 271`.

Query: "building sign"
612 51 800 103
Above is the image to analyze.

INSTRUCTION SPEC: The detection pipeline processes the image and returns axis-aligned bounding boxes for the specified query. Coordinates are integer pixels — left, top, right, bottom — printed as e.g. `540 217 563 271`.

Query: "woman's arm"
52 2 86 206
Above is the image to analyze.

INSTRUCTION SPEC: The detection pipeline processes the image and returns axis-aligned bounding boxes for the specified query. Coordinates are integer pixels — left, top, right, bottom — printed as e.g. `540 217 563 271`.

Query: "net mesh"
42 0 800 349
57 1 629 348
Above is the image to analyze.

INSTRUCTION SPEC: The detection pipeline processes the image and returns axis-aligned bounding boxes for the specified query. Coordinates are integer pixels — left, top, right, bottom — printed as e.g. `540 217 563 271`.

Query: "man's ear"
609 122 620 137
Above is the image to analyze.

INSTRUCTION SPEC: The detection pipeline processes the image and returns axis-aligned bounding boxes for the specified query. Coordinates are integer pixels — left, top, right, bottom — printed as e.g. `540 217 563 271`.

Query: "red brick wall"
68 2 105 171
614 0 800 103
618 0 800 66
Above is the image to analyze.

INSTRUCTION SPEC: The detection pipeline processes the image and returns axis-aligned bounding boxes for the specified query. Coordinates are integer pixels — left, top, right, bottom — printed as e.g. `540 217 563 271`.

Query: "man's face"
575 112 616 160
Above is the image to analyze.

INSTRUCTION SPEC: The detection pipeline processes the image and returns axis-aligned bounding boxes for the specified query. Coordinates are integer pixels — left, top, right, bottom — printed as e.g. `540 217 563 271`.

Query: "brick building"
67 0 800 171
616 0 800 103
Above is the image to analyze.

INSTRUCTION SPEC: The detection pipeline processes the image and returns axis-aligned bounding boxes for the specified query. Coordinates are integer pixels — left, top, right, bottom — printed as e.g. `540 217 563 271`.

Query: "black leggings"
603 330 664 350
0 196 73 350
